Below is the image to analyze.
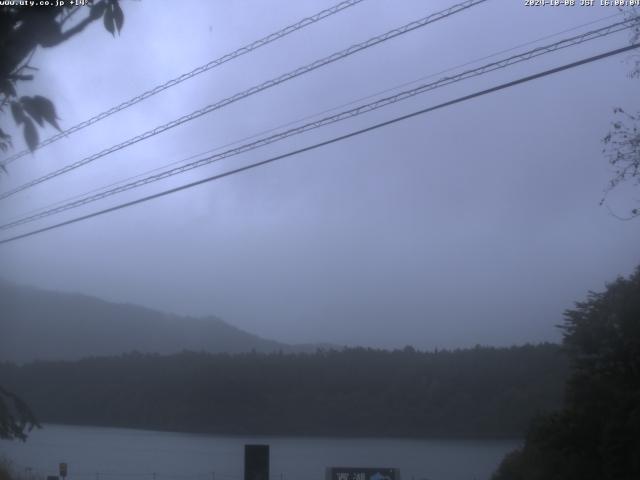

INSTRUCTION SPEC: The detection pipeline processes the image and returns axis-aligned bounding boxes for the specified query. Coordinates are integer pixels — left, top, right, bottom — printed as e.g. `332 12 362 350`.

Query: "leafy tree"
0 0 124 157
601 8 640 218
0 1 126 440
493 266 640 480
0 386 39 441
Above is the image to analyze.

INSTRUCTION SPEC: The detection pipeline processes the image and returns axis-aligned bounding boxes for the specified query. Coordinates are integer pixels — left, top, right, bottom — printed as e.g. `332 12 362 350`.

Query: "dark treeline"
0 344 566 437
493 267 640 480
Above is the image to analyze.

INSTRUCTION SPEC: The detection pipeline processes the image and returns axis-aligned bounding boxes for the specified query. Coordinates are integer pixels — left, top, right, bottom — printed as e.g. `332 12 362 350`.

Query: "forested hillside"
0 281 324 363
0 344 567 437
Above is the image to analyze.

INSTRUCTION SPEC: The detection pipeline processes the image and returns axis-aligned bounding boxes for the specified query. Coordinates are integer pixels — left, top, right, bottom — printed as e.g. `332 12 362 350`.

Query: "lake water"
0 425 521 480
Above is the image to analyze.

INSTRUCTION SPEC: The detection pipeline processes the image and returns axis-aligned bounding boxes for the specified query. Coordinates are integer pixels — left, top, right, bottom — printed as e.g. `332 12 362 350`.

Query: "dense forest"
0 344 566 438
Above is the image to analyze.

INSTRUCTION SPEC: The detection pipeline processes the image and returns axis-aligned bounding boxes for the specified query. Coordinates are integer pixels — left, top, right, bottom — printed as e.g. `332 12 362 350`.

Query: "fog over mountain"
1 0 639 352
0 280 330 363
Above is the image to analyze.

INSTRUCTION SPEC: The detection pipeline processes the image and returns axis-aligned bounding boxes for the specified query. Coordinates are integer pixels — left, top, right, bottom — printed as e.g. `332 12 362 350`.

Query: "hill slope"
0 281 308 363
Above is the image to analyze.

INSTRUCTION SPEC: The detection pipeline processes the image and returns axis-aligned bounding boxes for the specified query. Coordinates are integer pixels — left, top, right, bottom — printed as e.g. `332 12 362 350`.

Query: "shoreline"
20 422 524 442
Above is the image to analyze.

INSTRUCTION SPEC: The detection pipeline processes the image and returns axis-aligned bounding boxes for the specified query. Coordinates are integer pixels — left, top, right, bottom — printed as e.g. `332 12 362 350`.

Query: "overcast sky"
1 0 639 350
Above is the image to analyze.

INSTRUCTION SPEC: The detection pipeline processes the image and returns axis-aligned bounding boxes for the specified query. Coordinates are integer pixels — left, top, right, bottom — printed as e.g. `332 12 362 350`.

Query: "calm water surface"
1 425 521 480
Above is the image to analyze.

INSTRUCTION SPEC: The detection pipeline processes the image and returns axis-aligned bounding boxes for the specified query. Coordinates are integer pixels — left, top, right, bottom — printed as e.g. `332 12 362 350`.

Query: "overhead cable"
1 17 636 231
1 42 637 246
0 0 366 166
0 0 488 201
6 9 625 225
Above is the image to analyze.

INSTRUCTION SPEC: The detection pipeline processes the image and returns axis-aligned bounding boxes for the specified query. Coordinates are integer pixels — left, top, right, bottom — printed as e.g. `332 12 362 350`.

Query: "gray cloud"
1 0 639 350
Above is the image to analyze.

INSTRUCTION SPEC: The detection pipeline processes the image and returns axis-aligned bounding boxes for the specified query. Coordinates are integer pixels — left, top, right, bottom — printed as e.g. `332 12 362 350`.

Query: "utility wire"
0 0 488 201
1 17 636 231
1 42 637 246
0 0 366 166
4 10 626 225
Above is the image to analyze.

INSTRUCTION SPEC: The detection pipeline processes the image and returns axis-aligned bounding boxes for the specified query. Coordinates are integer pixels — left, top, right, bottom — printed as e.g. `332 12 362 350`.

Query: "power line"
1 42 637 246
4 11 626 226
0 0 488 202
1 11 628 222
2 17 634 229
1 17 636 231
0 0 366 166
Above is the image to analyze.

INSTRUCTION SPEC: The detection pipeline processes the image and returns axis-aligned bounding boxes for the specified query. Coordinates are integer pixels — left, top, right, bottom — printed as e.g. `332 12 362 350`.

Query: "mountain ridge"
0 280 333 363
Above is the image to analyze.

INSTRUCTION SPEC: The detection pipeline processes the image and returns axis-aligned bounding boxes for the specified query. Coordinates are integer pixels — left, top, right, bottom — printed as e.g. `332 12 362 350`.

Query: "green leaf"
104 5 115 36
19 95 61 131
1 79 16 97
20 96 44 127
113 1 124 33
23 117 38 152
10 102 25 125
32 95 61 131
90 1 107 20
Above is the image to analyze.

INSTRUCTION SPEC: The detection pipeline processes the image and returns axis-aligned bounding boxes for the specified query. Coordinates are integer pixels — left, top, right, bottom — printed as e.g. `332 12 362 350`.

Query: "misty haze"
1 1 639 480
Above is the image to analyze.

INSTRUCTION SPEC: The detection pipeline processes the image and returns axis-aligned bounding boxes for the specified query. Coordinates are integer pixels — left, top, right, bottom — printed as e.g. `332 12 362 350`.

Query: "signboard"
327 468 398 480
59 463 67 478
244 445 269 480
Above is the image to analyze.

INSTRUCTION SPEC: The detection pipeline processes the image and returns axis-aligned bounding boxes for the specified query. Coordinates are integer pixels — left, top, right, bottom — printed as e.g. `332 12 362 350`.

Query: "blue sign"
328 467 398 480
